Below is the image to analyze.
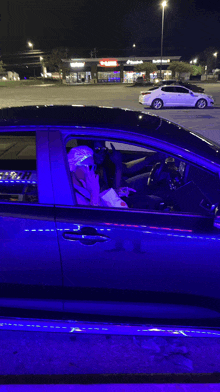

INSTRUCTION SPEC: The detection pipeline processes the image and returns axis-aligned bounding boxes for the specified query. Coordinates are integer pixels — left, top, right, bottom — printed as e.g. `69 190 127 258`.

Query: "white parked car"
139 85 214 109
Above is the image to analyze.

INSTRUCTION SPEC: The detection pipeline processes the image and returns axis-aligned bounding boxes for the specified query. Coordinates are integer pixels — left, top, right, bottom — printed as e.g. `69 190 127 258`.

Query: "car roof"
0 105 219 165
161 84 189 88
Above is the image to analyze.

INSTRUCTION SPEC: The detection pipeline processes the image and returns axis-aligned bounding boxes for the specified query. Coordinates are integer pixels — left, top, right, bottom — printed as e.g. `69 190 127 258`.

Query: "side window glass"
176 87 189 94
162 87 176 93
0 133 38 203
65 138 220 215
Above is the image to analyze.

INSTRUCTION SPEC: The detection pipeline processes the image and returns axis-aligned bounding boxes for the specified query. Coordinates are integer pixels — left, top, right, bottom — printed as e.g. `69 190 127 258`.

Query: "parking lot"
0 82 220 142
1 82 220 379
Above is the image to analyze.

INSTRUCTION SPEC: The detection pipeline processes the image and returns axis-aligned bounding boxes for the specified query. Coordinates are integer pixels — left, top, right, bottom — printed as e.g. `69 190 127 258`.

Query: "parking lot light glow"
160 1 167 78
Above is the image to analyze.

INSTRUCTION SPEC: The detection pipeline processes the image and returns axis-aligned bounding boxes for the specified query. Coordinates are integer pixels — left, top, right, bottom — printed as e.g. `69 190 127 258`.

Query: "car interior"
0 135 38 202
66 138 220 216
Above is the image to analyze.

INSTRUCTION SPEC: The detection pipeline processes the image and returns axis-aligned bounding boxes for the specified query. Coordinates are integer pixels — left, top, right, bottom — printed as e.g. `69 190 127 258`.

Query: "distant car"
139 85 214 109
153 80 205 93
134 77 152 86
0 105 220 331
172 81 204 93
154 79 177 86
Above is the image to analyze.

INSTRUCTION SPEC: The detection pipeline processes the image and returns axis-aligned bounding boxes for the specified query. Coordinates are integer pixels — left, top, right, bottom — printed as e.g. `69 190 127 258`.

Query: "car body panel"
0 203 62 289
139 86 214 108
55 205 220 299
0 106 220 328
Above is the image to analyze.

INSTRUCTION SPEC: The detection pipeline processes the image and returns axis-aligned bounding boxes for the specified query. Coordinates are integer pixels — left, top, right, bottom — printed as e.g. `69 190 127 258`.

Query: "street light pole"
213 52 218 69
160 1 167 79
28 41 35 78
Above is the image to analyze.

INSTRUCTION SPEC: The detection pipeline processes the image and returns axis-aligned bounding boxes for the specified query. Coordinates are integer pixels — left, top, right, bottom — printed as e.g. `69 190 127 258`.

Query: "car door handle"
62 230 109 244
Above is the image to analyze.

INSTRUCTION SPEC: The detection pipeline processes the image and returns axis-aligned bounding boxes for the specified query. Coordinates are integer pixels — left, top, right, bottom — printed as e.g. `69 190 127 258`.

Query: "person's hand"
117 187 136 197
109 143 122 168
80 167 100 205
80 167 100 194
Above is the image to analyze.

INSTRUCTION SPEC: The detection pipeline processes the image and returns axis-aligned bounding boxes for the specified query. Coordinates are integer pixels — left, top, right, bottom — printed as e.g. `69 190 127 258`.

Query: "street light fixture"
160 1 167 78
28 41 33 49
190 58 197 64
27 41 35 77
213 52 218 69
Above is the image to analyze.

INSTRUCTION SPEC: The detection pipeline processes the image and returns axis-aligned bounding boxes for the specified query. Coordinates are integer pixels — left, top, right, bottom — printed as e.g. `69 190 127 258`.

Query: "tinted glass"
0 132 38 203
161 87 176 93
65 137 220 215
175 87 189 94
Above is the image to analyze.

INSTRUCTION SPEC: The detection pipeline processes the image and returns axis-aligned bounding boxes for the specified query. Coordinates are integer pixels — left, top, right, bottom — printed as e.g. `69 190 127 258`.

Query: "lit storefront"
123 59 144 83
63 56 181 84
66 61 91 83
97 59 120 83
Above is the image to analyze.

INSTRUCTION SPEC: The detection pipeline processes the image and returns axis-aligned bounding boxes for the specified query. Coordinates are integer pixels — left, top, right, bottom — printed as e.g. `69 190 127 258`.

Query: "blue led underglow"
23 227 220 241
0 318 220 337
0 180 36 184
144 231 220 241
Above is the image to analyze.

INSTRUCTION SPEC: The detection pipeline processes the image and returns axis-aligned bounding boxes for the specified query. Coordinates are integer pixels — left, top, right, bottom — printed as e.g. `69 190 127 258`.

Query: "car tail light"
141 92 151 95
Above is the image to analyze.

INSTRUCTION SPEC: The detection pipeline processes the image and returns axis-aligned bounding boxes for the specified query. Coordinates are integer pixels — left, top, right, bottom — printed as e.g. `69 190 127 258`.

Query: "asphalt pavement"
1 82 220 143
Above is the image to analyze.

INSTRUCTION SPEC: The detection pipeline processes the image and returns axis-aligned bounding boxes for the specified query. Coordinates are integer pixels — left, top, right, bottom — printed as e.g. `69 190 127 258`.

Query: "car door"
51 130 220 319
0 129 63 306
160 86 177 106
175 86 193 106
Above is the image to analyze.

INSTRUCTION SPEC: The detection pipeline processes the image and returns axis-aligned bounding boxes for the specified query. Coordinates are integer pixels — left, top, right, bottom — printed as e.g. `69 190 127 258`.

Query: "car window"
65 137 220 215
175 87 189 94
0 132 38 203
161 86 176 93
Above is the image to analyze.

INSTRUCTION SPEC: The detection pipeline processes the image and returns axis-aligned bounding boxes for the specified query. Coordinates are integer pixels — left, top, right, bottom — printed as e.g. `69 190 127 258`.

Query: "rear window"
0 132 38 203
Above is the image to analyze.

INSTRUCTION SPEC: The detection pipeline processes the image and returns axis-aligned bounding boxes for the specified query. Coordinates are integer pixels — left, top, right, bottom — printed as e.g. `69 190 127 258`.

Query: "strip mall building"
62 56 181 84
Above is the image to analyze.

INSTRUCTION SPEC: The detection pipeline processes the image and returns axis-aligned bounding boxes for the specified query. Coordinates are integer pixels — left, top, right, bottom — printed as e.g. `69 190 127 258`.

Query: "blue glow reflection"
0 318 220 337
23 224 220 242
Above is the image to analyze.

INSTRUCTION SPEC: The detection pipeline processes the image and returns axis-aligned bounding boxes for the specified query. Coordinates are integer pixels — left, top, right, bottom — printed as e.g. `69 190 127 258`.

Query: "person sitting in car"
68 145 128 208
91 140 165 194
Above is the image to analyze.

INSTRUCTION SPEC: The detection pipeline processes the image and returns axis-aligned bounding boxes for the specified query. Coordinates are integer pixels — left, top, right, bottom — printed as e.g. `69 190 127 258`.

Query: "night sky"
1 0 220 60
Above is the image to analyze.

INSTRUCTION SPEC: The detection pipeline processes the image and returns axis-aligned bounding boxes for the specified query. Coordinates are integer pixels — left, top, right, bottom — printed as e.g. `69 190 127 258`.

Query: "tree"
44 47 69 82
191 64 205 76
134 62 158 80
199 47 218 73
0 60 6 74
167 61 192 78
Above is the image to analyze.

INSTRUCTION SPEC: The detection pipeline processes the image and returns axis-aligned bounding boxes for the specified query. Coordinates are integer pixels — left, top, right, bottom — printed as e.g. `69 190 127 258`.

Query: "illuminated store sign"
70 62 85 68
99 59 119 67
126 60 143 65
152 59 170 63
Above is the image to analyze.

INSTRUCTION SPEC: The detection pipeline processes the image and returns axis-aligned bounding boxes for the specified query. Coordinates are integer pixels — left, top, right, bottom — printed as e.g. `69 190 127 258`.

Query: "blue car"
0 105 220 331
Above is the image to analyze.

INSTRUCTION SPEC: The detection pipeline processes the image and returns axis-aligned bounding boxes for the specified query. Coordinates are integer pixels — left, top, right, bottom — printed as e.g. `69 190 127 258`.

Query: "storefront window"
66 72 91 84
98 71 120 83
123 71 145 83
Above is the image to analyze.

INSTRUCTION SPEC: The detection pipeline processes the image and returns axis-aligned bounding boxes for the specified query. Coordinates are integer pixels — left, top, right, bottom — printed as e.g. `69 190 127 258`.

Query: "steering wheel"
147 160 166 187
148 159 183 190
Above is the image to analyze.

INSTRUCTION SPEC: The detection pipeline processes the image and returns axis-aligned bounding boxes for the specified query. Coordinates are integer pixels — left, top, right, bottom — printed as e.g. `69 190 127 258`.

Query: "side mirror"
200 198 217 213
214 205 220 228
214 215 220 229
